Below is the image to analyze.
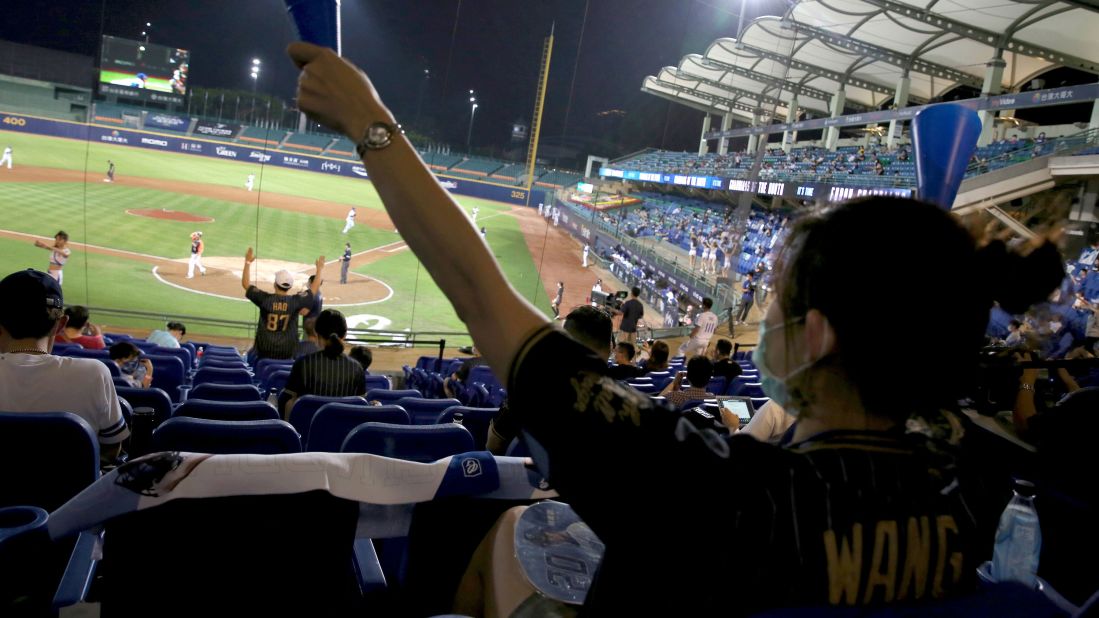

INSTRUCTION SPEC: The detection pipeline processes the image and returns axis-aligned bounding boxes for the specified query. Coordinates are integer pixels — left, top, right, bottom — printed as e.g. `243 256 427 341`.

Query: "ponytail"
323 332 343 359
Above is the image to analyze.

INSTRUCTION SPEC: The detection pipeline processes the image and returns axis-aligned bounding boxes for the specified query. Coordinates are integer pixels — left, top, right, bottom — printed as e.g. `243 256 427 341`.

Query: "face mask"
1049 322 1061 333
121 359 141 374
752 318 823 415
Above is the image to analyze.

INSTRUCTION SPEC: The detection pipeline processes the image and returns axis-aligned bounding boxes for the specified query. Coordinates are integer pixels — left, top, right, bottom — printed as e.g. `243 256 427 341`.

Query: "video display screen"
99 35 189 104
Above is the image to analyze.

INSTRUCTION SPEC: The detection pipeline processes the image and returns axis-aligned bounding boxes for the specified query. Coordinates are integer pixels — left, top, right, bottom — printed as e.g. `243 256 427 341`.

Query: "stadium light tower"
143 21 152 44
466 91 478 152
250 59 261 93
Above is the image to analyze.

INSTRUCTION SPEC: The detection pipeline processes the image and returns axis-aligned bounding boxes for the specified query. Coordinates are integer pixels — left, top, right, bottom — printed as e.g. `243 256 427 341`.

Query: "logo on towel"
461 457 482 478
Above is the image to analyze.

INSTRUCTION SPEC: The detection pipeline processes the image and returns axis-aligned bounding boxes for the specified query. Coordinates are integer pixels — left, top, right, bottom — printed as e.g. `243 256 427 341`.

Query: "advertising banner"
145 113 189 132
193 121 240 139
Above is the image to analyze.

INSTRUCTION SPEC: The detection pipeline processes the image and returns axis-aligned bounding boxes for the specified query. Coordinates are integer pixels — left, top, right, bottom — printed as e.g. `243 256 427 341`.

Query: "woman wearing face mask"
288 45 1064 616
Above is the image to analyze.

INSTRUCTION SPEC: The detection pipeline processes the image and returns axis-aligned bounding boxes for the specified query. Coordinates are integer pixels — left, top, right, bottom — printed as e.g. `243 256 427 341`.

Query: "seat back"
152 346 192 371
100 491 361 616
288 396 368 445
394 397 463 425
172 399 279 421
188 383 263 402
254 358 293 383
306 404 410 452
677 399 707 412
0 412 99 511
151 418 302 454
706 376 727 395
732 382 765 398
363 375 391 391
193 367 253 387
434 406 500 451
366 388 422 404
115 387 173 426
197 358 248 371
262 369 292 397
145 354 186 403
341 422 475 463
62 349 109 360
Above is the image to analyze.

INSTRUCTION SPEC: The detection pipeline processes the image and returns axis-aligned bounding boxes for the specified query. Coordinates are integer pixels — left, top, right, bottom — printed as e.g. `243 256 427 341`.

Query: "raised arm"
288 43 545 379
242 247 254 292
310 255 325 295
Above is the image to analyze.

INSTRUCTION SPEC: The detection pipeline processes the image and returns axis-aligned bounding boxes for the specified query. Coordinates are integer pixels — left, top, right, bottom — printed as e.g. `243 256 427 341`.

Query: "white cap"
274 270 293 290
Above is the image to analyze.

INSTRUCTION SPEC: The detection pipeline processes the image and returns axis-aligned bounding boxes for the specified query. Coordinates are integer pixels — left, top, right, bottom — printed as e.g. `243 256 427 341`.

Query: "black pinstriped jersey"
284 350 366 400
246 286 314 360
507 326 991 616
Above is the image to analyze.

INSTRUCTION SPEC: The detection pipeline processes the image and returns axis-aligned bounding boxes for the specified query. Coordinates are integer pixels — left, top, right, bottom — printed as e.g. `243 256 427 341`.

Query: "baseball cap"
274 270 294 290
0 270 64 337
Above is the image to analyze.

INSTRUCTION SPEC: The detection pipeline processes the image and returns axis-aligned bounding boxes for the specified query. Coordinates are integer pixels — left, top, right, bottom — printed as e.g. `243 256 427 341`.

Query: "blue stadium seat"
151 418 301 454
0 412 99 511
62 348 109 360
366 388 422 404
115 387 173 426
188 383 263 402
706 376 727 395
732 382 765 398
394 397 463 425
254 358 293 381
627 382 661 395
288 396 368 445
51 342 83 355
193 367 253 387
306 404 411 452
341 422 474 463
677 399 707 412
152 347 192 372
364 375 391 391
434 406 500 451
145 354 187 403
198 358 248 371
264 369 292 398
172 399 279 422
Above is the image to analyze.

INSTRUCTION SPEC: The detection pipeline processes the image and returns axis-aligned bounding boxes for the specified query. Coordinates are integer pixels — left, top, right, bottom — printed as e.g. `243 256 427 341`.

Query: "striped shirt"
284 350 366 401
246 286 314 360
508 326 989 616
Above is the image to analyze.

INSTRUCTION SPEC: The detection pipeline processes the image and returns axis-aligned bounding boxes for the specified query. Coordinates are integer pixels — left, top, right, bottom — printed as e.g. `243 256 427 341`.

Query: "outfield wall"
0 110 550 207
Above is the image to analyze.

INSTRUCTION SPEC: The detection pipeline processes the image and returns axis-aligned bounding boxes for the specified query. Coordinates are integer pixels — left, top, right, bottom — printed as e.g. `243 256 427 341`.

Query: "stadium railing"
965 127 1099 176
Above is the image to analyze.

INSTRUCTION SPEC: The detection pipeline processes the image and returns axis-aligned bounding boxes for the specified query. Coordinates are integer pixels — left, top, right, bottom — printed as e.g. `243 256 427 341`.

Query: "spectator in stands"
735 271 756 324
242 248 324 360
295 315 320 359
643 340 671 373
278 309 365 418
349 346 373 372
290 46 1065 614
301 274 324 328
608 342 644 380
0 269 128 460
56 306 105 349
710 339 741 383
443 357 484 400
110 341 153 388
146 321 186 349
1005 319 1024 346
617 286 643 344
659 355 715 408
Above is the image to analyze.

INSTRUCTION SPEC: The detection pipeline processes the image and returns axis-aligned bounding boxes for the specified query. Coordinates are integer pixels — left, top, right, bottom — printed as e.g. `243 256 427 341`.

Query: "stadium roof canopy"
643 0 1099 122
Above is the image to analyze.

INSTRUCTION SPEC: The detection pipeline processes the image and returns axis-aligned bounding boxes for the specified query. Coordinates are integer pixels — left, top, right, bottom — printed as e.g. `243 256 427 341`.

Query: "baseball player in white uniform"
245 174 255 191
187 231 207 278
537 203 544 217
471 205 479 222
0 146 12 170
342 207 356 234
680 297 719 358
582 244 590 268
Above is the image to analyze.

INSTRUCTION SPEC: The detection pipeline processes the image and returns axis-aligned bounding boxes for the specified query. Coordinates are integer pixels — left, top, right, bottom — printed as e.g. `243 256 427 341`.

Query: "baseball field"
0 127 588 345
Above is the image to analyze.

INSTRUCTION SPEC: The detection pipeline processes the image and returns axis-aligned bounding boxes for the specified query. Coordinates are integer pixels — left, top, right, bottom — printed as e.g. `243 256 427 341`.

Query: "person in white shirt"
245 174 255 191
471 205 479 222
0 145 12 169
680 296 718 358
0 269 129 460
342 207 356 234
146 321 187 349
582 244 590 268
537 203 544 217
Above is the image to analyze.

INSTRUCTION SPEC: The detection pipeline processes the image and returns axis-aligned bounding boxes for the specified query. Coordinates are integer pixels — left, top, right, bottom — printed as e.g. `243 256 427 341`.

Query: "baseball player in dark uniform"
241 247 324 360
105 160 115 183
340 243 352 284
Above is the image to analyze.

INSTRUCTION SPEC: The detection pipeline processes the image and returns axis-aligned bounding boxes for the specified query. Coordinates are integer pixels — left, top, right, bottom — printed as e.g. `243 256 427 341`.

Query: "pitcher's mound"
128 208 214 223
153 256 392 306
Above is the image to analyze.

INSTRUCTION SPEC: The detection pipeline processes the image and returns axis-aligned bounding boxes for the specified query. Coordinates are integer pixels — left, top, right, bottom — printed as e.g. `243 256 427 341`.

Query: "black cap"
0 269 63 310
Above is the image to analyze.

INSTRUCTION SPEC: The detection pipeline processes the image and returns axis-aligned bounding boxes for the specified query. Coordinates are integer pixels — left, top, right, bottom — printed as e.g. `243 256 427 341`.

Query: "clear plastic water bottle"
990 479 1042 588
452 411 464 426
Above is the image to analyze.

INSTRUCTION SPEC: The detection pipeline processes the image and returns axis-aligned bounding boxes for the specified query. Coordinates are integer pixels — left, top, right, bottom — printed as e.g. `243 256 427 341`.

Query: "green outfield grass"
0 129 549 342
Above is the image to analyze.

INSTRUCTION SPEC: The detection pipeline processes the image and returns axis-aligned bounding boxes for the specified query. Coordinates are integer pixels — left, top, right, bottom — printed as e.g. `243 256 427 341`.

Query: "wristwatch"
1019 382 1035 392
356 121 399 157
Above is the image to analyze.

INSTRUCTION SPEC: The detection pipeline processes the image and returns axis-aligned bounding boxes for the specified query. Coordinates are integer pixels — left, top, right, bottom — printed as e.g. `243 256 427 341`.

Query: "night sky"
0 0 790 162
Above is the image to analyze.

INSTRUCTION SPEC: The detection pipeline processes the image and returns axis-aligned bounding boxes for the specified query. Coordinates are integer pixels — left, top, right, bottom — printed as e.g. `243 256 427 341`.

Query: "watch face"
367 123 391 145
